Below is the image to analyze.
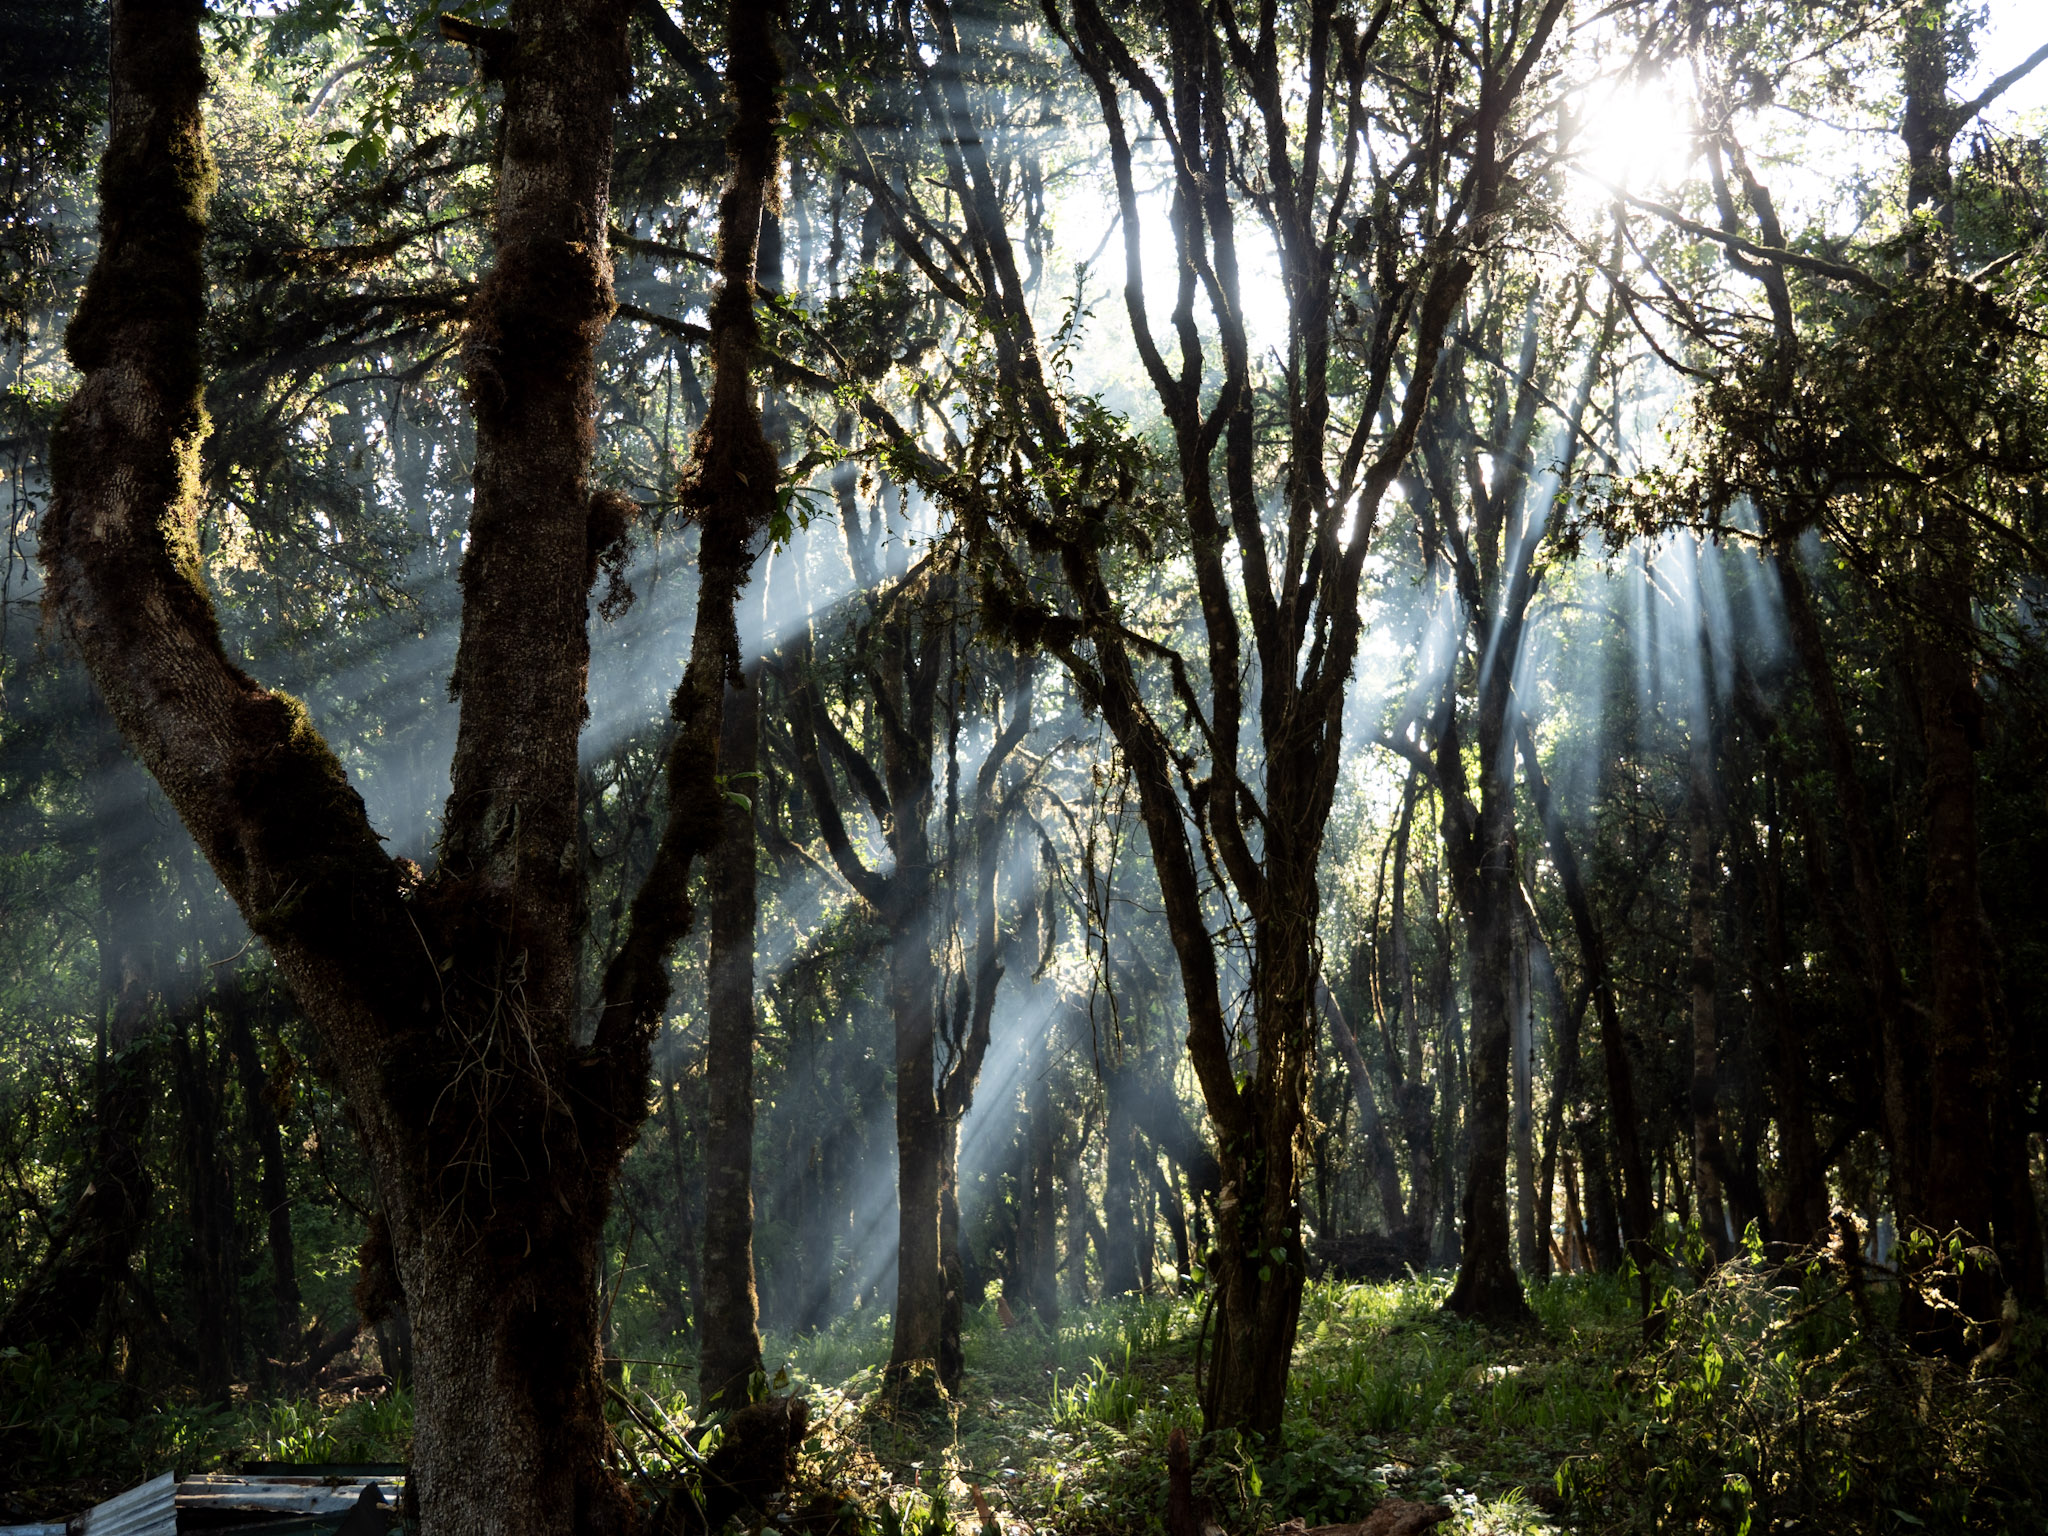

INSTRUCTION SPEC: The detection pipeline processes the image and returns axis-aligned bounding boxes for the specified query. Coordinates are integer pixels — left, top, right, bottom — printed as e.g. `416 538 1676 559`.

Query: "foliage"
1563 1247 2048 1535
4 0 2048 1529
0 1341 408 1515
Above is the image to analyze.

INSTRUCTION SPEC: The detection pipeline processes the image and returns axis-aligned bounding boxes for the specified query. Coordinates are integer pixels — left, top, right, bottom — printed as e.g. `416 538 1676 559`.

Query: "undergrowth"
6 1256 2043 1535
1560 1237 2048 1535
0 1343 410 1519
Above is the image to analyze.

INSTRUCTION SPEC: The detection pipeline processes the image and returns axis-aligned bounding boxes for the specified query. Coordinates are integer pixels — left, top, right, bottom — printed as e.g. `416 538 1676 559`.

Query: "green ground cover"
756 1273 1622 1536
7 1261 2044 1534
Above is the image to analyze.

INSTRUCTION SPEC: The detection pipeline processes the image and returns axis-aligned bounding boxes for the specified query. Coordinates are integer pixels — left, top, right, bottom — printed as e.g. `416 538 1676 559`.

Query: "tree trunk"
168 999 242 1397
397 1196 620 1534
931 0 1564 1440
1316 977 1408 1235
1688 714 1730 1264
1912 564 2018 1336
937 1129 969 1384
1774 556 1921 1212
42 0 690 1526
1020 1021 1060 1326
1149 1153 1193 1287
1137 1151 1158 1292
1561 1153 1589 1272
1892 0 2044 1324
701 667 764 1408
1520 723 1657 1320
1390 776 1441 1258
1755 761 1828 1248
1101 1082 1141 1296
933 673 1031 1381
1201 878 1315 1432
881 633 946 1382
1437 929 1466 1268
1060 1123 1090 1308
224 986 301 1371
1512 909 1538 1278
1442 703 1533 1323
1534 981 1588 1286
797 1137 833 1332
666 1074 705 1344
887 908 944 1390
1578 1116 1623 1273
1446 860 1527 1320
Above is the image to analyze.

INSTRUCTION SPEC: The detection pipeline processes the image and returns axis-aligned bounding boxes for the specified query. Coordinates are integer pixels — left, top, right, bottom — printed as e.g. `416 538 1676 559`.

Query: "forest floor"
768 1270 1624 1536
0 1271 1625 1532
9 1262 2044 1534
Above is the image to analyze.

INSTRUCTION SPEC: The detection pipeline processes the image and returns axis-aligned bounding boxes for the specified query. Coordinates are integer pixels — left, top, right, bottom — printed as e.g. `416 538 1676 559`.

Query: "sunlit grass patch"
239 1388 412 1465
1448 1485 1566 1535
920 1270 1644 1535
772 1305 895 1392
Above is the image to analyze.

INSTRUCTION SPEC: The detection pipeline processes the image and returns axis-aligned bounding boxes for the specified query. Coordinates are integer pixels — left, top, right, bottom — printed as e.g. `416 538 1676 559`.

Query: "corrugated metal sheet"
1 1465 405 1536
174 1477 400 1519
76 1470 176 1536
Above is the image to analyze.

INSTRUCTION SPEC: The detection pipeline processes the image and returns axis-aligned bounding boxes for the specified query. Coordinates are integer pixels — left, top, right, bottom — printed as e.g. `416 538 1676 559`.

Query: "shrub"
1563 1236 2048 1534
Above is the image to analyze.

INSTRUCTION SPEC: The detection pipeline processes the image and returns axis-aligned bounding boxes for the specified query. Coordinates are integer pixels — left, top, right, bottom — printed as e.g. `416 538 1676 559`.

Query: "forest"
2 0 2046 1531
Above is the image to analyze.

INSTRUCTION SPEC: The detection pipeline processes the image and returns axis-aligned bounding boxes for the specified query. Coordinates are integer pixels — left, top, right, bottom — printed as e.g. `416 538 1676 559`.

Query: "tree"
41 0 792 1526
1382 259 1622 1321
1618 0 2048 1338
786 540 1035 1392
859 0 1572 1430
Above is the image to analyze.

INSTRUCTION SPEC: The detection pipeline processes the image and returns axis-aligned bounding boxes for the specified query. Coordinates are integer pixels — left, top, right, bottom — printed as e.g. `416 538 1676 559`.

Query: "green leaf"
339 134 386 176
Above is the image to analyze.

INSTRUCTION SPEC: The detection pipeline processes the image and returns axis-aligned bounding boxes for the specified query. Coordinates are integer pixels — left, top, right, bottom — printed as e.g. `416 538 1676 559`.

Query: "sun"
1564 69 1699 207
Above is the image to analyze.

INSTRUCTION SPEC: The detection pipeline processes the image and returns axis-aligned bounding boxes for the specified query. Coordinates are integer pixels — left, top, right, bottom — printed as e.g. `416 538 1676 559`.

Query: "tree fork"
44 2 659 1530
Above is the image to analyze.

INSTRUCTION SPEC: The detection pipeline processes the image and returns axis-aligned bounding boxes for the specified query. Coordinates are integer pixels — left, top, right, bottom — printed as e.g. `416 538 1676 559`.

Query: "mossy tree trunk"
41 0 784 1528
1895 0 2044 1336
701 665 764 1409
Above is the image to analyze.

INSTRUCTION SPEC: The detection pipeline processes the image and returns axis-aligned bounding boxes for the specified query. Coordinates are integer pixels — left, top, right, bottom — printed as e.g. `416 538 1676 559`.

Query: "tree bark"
1021 1019 1060 1327
1439 684 1534 1323
224 985 301 1372
877 605 946 1392
1149 1152 1193 1287
1512 908 1538 1278
1101 1081 1142 1296
933 670 1031 1381
166 1000 241 1399
1752 759 1829 1248
787 563 966 1391
1896 0 2044 1334
1912 561 2012 1336
1061 1128 1090 1308
1387 776 1442 1259
1315 976 1408 1235
1519 723 1657 1320
1534 974 1588 1287
1687 699 1730 1264
1560 1153 1588 1272
701 666 764 1408
40 1 689 1528
1578 1115 1623 1274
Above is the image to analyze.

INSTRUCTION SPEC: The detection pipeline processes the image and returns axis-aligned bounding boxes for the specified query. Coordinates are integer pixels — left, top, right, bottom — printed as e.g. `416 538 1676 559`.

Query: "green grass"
0 1344 414 1517
776 1273 1633 1536
13 1258 2042 1536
